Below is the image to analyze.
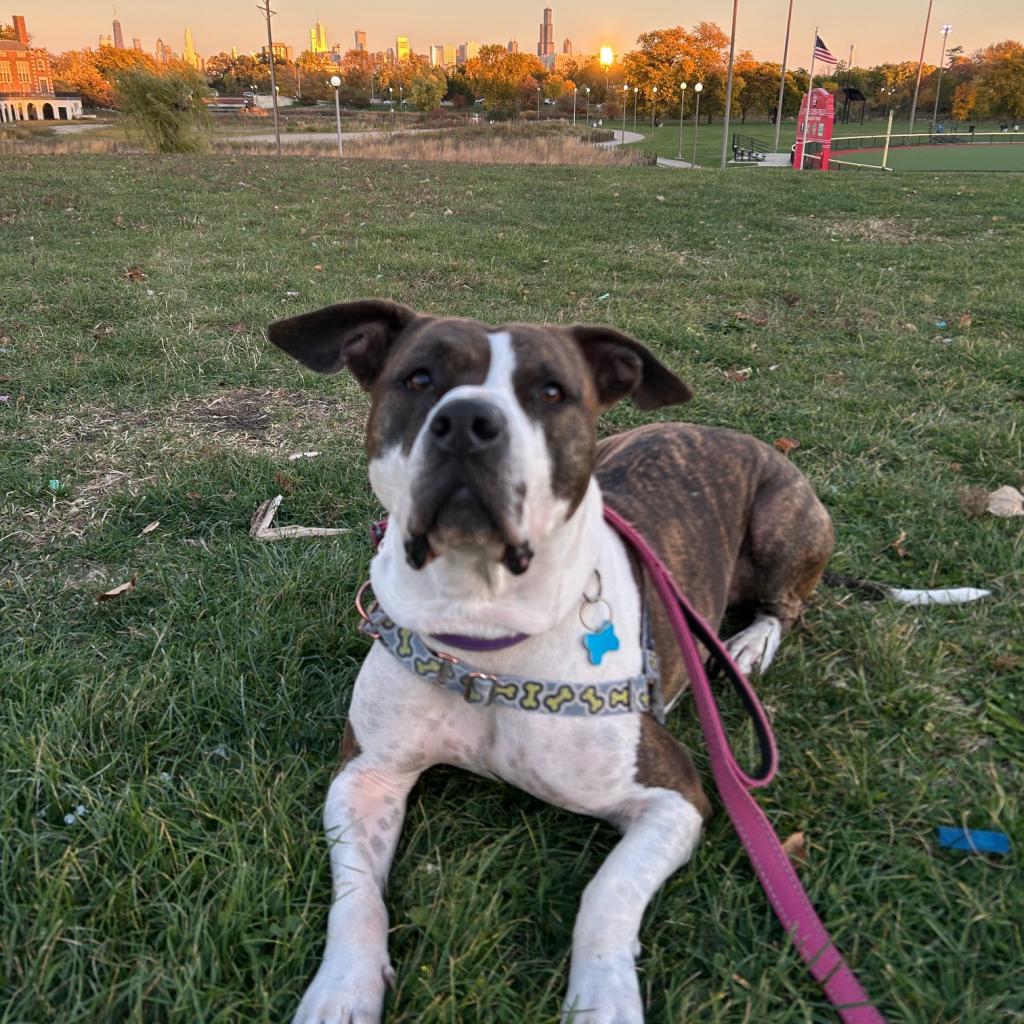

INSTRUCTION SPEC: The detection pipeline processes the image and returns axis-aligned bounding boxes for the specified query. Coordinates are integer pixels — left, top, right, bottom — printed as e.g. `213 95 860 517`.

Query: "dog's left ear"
267 299 419 388
565 325 692 411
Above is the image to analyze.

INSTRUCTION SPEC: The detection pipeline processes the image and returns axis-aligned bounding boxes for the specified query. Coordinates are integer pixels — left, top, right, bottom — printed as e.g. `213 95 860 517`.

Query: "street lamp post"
632 85 638 132
329 74 343 157
399 83 404 111
622 83 628 141
677 82 687 159
573 87 577 127
585 85 590 125
388 85 393 117
692 82 703 166
651 85 658 131
537 86 541 121
932 24 953 127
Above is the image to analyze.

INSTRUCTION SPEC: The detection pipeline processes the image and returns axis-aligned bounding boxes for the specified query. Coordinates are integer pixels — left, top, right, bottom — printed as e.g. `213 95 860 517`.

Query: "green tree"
410 66 447 111
464 45 543 111
116 68 210 152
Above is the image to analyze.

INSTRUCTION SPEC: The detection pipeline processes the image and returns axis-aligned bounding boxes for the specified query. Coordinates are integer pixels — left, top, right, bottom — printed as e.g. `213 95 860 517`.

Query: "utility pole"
720 0 739 169
772 0 794 152
908 0 933 137
257 0 282 156
842 44 854 123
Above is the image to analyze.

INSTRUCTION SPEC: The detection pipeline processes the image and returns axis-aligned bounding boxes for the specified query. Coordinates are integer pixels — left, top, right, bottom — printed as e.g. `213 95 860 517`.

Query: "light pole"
388 85 393 117
677 82 687 159
882 86 895 119
720 0 739 170
632 85 638 132
585 85 590 125
536 85 541 121
573 86 577 127
651 85 658 131
622 83 628 140
692 82 703 166
908 0 934 136
932 24 953 127
399 83 403 111
329 75 343 156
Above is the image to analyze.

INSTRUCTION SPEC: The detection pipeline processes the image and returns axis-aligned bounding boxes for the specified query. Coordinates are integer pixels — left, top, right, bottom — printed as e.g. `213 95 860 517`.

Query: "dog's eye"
404 370 432 392
540 382 565 404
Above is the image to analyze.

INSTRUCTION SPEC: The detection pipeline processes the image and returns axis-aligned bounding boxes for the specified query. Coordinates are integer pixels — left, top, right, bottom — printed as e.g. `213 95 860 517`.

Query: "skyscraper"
507 39 519 54
112 16 124 49
183 27 197 68
354 30 366 52
443 43 457 66
537 7 554 57
429 45 444 67
132 37 142 50
310 21 327 54
395 36 410 62
99 34 113 48
563 37 572 54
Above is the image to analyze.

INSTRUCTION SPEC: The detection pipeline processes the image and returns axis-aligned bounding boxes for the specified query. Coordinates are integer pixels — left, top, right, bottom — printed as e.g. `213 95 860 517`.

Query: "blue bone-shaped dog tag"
583 621 620 665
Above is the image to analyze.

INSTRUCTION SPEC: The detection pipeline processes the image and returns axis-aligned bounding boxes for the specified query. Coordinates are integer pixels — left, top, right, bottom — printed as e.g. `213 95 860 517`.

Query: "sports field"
839 140 1024 172
2 155 1022 1023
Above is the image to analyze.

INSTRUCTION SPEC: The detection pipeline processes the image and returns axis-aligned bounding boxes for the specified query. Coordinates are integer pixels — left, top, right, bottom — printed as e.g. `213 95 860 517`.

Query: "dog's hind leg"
563 722 708 1024
293 726 419 1024
725 473 834 676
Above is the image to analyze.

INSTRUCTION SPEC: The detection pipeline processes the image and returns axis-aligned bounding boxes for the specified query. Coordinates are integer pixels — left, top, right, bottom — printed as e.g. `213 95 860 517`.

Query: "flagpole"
797 27 817 170
772 0 794 153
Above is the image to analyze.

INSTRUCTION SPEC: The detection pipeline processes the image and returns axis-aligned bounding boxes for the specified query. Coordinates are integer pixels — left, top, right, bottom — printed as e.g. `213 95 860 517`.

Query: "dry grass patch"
823 216 919 243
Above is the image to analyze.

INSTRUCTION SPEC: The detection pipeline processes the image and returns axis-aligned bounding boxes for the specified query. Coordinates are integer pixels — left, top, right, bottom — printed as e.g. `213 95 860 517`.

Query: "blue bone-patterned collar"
359 596 664 721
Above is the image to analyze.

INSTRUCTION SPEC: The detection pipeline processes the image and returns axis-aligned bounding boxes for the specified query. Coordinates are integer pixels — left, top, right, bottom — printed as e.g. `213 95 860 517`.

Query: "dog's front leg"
293 750 417 1024
563 790 704 1024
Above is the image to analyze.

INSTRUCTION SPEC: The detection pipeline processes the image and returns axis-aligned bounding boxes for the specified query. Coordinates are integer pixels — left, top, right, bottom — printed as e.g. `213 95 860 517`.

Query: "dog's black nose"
429 399 507 456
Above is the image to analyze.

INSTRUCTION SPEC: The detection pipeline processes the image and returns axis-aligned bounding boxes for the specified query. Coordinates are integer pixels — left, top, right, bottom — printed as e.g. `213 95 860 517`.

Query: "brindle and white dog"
268 300 835 1024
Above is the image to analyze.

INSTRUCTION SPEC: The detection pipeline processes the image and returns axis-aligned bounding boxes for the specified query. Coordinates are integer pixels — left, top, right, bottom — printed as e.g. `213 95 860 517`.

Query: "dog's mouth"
406 472 532 575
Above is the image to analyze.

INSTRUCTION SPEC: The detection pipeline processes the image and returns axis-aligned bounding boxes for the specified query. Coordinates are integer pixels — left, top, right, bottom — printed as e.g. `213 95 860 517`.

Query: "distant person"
969 124 976 137
1000 121 1008 132
1014 123 1020 132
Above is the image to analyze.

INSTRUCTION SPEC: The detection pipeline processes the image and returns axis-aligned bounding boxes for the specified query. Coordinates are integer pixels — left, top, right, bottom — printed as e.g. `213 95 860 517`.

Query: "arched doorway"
27 102 37 120
43 103 55 120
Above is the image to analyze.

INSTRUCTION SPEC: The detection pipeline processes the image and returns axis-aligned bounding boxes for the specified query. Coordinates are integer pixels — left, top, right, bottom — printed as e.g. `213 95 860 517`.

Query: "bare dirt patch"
823 217 918 243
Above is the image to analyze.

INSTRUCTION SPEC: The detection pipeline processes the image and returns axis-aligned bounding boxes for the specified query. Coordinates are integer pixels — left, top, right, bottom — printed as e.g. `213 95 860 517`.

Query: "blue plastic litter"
937 826 1011 855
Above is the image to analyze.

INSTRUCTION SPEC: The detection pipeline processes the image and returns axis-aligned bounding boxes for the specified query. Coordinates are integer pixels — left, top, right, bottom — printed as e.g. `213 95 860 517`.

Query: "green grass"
625 118 1009 168
1 155 1022 1023
839 141 1024 172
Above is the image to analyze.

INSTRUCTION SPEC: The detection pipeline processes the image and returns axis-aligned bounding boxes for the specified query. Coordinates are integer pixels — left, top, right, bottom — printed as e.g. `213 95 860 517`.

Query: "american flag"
813 35 838 65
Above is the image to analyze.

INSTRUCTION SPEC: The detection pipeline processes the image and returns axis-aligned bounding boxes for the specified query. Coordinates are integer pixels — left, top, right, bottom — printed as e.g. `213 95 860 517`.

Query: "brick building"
1 13 82 121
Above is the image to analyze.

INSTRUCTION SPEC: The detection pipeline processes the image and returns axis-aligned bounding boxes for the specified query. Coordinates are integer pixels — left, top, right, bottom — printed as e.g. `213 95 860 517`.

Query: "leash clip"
354 580 381 639
463 671 496 705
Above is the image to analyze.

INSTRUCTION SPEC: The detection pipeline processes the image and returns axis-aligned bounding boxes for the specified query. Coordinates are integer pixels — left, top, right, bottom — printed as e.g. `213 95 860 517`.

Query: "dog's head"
268 300 690 575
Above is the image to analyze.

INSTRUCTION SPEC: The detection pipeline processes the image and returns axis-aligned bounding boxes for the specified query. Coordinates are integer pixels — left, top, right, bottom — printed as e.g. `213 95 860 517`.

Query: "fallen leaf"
228 322 246 335
122 266 147 281
91 324 116 337
903 322 918 333
139 520 160 536
889 529 909 558
782 831 807 866
773 437 800 455
288 451 320 461
96 576 137 603
948 462 962 472
0 374 11 383
993 655 1022 673
723 367 752 382
655 194 665 202
782 292 800 307
313 263 324 272
958 313 972 329
986 485 1024 517
735 311 769 327
273 470 295 495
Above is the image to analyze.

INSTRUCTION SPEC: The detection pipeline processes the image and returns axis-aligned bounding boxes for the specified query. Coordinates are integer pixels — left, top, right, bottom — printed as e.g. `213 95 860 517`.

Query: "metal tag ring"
580 598 613 632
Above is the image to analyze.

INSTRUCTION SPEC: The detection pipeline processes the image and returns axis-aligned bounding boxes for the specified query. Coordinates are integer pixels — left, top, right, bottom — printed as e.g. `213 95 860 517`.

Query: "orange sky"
22 1 1024 66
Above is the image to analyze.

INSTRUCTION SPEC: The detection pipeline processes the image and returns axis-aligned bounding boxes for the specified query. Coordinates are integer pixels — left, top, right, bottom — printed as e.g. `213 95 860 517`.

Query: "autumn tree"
464 45 543 112
975 40 1024 118
410 66 447 111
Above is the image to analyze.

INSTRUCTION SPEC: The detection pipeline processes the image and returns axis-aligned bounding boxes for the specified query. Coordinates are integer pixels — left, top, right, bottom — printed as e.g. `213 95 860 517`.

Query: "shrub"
115 68 211 153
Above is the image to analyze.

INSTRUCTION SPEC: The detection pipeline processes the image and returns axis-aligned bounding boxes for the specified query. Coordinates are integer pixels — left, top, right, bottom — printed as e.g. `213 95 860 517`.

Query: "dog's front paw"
292 957 394 1024
562 950 643 1024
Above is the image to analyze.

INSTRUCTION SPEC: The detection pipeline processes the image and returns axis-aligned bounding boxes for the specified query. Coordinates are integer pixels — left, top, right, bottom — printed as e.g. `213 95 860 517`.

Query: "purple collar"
431 630 529 652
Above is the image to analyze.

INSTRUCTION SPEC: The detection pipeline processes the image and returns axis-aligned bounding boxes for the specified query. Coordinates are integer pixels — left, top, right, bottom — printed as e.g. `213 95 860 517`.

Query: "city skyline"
21 1 1024 67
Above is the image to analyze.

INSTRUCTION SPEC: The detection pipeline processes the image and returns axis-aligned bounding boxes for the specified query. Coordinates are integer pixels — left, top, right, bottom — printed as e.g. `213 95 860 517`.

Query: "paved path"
231 129 396 144
600 129 696 169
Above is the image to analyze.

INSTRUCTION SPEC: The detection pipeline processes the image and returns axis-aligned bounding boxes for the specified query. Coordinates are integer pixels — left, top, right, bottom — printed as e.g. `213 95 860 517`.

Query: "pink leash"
604 504 886 1022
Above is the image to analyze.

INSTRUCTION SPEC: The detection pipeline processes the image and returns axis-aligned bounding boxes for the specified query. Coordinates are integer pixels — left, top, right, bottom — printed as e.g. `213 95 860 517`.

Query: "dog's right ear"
267 299 419 389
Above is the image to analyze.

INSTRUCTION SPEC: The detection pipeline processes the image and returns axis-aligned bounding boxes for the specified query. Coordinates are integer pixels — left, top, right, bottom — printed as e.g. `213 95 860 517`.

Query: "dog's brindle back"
597 422 834 710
